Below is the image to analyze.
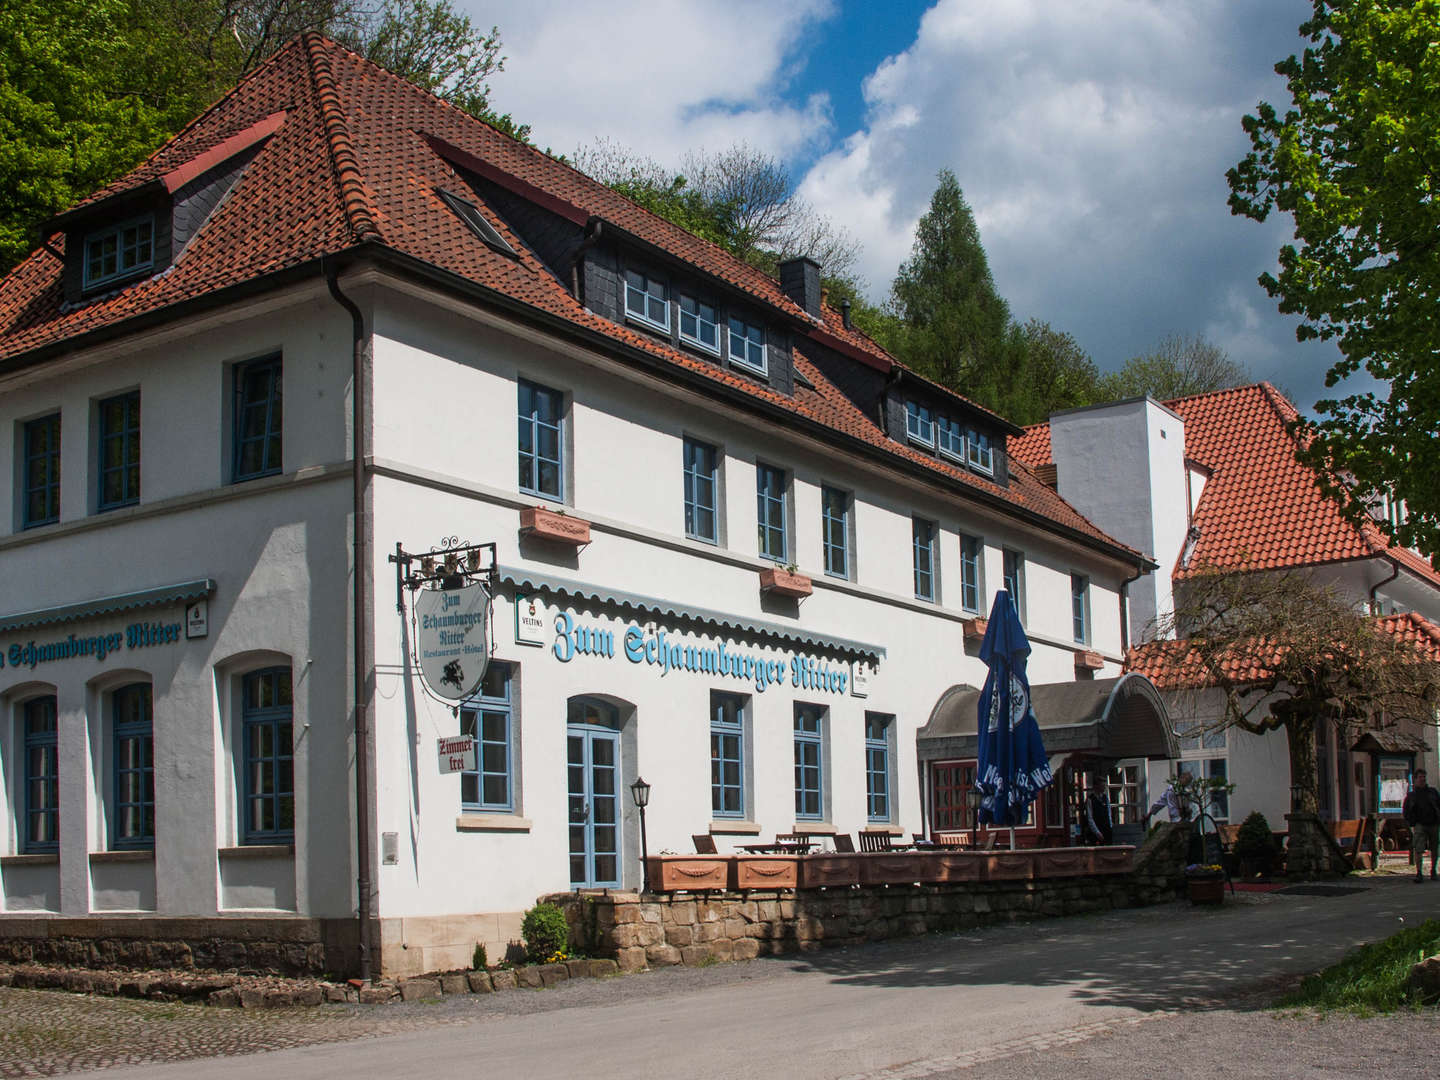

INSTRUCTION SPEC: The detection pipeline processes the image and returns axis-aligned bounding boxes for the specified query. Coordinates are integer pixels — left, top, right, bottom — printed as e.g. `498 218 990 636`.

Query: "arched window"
112 683 154 849
241 667 293 843
22 696 59 853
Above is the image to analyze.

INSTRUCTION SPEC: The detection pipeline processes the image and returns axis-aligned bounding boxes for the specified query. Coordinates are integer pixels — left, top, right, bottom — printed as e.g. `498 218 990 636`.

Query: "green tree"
886 170 1010 391
1098 333 1249 402
1003 320 1103 425
1227 0 1440 557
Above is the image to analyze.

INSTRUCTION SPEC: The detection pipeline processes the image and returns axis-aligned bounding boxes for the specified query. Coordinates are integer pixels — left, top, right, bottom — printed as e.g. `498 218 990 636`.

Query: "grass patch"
1278 919 1440 1014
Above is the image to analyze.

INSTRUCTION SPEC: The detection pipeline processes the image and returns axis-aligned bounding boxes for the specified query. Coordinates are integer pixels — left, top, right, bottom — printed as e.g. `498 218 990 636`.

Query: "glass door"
568 708 621 889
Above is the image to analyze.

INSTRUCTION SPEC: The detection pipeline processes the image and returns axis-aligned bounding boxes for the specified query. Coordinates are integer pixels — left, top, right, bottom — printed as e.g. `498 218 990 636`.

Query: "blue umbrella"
976 590 1054 833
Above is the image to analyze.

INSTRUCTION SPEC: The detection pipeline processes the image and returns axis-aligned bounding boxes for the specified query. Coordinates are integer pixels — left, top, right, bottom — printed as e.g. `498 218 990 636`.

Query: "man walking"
1402 769 1440 883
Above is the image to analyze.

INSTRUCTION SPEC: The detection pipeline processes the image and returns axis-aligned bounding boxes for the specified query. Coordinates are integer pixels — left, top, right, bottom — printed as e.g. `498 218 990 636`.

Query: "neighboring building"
1011 385 1440 830
0 36 1154 975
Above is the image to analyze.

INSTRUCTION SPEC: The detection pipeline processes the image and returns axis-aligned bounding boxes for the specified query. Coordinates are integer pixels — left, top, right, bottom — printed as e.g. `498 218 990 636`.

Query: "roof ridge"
301 32 382 244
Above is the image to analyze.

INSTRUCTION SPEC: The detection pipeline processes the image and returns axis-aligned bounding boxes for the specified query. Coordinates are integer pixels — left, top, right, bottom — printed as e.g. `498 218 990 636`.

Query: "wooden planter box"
519 506 591 546
980 851 1035 882
914 851 983 884
1092 846 1136 874
859 853 924 886
646 856 728 893
759 566 812 598
1073 649 1104 671
732 855 798 890
1187 876 1225 905
962 617 988 644
1032 847 1094 878
797 853 862 889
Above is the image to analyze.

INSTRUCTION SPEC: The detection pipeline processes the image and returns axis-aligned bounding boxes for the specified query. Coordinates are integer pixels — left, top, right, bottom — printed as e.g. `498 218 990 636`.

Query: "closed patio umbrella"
976 590 1054 847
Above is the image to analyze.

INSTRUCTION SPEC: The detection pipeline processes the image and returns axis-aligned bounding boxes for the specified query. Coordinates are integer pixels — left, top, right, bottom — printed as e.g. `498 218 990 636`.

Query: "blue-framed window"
97 391 140 511
865 713 893 822
22 414 61 529
112 683 154 849
905 401 934 447
793 704 826 821
23 697 59 854
624 269 669 331
913 517 936 602
1003 549 1025 623
1071 573 1090 644
968 428 994 474
710 692 747 819
756 463 788 562
683 438 719 543
461 663 513 812
233 356 283 482
242 667 293 844
937 416 964 461
84 215 154 290
960 533 982 613
821 485 849 579
728 317 767 375
517 379 564 500
678 294 719 354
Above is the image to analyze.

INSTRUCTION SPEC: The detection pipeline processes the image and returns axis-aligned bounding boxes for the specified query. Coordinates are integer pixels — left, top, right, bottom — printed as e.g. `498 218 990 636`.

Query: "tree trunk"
1286 716 1318 815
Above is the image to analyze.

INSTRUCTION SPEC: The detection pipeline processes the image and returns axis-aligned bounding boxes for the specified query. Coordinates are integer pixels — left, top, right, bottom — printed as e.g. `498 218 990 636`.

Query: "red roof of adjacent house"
0 35 1139 564
1009 383 1440 590
1126 611 1440 690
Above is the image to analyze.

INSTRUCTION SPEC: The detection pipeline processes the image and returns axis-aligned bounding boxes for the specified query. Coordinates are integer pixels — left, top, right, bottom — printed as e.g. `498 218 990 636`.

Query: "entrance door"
568 706 621 889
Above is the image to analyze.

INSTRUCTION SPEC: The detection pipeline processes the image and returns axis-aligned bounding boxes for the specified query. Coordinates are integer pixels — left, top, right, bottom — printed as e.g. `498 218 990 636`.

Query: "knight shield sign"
416 583 490 700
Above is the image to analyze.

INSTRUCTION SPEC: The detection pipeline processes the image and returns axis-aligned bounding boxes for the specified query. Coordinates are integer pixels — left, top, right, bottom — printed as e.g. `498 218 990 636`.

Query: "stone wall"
551 826 1188 972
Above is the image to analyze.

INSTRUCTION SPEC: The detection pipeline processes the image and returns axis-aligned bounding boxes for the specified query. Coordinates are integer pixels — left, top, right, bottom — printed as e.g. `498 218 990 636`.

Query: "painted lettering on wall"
3 621 183 671
552 611 851 695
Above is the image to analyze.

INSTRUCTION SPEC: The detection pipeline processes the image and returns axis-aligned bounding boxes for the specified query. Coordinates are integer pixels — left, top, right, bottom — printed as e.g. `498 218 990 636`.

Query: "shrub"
1234 811 1277 859
472 942 487 970
521 902 569 964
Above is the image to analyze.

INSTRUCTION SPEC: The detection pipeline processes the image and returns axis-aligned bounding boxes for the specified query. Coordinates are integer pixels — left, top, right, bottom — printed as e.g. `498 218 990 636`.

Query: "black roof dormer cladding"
778 256 822 318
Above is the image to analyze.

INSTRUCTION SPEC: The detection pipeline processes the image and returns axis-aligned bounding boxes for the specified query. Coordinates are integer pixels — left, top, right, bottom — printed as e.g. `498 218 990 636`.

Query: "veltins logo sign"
416 583 489 700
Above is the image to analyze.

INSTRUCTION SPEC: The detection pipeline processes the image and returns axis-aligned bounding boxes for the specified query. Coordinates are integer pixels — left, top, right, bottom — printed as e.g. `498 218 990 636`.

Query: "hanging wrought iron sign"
391 538 498 703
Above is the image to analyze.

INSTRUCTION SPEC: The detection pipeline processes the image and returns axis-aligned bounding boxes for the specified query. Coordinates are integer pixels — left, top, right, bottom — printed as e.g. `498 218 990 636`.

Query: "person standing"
1402 769 1440 883
1142 769 1193 826
1083 777 1114 845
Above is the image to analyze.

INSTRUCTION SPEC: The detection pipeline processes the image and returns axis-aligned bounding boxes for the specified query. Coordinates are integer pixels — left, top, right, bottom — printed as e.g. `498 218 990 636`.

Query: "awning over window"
497 566 885 660
0 579 215 633
917 674 1176 762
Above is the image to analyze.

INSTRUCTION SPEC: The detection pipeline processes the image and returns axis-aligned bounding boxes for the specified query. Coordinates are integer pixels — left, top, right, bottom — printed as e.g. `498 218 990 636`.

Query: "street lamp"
965 786 983 849
1290 780 1306 814
630 776 651 893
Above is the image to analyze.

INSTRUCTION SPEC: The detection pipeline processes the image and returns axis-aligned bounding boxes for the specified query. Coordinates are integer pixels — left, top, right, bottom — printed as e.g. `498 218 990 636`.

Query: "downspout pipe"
1119 563 1146 653
568 218 604 298
326 263 373 983
1369 558 1401 615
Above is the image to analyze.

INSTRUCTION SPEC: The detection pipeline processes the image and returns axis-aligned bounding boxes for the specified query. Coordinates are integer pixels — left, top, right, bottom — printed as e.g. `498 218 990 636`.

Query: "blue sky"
463 1 1348 415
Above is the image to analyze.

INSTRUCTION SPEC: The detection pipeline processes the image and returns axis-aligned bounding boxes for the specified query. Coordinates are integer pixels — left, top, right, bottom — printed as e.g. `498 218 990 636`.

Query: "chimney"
778 256 822 317
840 299 852 330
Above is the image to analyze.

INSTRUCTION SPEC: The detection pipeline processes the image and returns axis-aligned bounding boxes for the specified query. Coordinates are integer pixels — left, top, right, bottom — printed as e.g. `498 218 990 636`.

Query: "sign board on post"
416 583 490 700
437 736 477 775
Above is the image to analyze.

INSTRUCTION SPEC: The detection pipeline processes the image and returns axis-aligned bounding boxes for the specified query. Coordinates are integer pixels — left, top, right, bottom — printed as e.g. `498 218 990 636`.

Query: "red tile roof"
1126 611 1440 690
0 35 1138 564
1009 383 1440 590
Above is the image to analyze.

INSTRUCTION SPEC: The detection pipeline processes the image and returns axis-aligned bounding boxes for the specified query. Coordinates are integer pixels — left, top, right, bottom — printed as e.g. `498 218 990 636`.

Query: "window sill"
219 844 294 858
729 360 770 381
0 853 59 866
709 820 761 835
90 850 154 863
456 815 532 832
862 825 904 836
793 822 836 835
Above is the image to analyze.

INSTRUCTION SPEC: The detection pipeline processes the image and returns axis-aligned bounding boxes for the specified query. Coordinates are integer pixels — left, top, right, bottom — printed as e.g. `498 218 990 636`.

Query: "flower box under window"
519 506 590 546
760 566 812 598
1074 649 1104 671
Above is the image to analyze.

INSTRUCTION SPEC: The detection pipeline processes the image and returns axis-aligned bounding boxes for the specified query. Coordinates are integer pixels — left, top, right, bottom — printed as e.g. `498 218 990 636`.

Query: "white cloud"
460 0 837 163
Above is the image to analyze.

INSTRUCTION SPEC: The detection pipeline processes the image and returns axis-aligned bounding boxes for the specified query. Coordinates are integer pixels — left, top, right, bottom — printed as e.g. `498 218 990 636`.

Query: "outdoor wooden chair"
932 831 968 849
692 834 718 855
832 833 855 853
1328 818 1370 869
858 831 893 853
775 832 812 851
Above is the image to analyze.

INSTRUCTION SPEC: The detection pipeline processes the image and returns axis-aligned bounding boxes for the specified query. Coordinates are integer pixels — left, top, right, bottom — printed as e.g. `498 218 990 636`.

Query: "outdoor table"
740 842 814 854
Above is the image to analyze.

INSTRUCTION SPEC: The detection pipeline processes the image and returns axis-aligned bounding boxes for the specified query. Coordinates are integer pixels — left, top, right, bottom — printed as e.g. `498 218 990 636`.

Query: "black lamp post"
630 776 651 893
965 786 983 849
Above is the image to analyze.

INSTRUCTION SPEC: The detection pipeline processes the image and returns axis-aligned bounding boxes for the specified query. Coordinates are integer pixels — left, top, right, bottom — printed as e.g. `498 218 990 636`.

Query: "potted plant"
1233 810 1277 878
1185 863 1226 905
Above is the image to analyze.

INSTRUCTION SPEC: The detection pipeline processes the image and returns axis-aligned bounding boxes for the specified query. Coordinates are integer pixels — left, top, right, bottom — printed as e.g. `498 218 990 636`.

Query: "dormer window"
967 428 993 475
728 317 767 375
625 270 670 331
905 401 934 447
84 216 154 290
678 294 719 354
936 416 964 461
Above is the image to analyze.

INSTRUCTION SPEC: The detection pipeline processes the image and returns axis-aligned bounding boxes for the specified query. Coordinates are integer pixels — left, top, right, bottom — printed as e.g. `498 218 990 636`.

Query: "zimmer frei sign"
416 583 490 700
551 610 855 696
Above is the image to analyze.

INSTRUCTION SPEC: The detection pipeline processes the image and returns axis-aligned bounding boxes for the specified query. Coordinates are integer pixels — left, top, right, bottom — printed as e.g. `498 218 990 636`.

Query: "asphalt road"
90 877 1440 1080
